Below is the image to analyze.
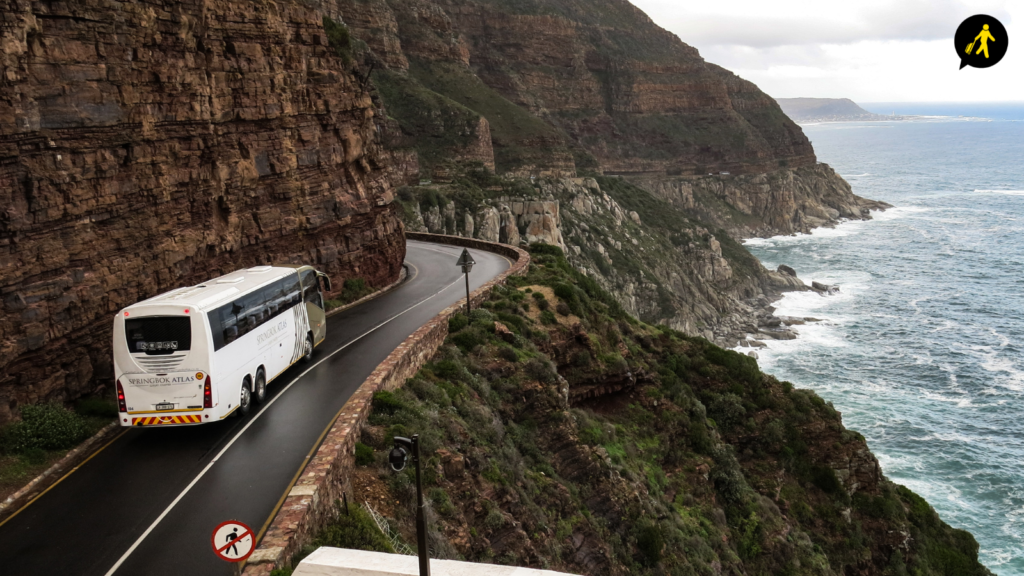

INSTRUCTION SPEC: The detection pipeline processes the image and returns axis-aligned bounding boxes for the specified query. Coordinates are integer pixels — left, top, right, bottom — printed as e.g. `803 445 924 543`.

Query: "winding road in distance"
0 240 510 576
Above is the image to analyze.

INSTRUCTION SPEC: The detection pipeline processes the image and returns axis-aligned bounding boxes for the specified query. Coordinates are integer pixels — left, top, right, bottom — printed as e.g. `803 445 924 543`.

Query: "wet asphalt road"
0 240 510 576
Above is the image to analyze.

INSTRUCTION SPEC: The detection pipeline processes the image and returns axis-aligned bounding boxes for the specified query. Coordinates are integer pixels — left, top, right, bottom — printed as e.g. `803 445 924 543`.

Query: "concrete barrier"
293 547 578 576
242 234 529 575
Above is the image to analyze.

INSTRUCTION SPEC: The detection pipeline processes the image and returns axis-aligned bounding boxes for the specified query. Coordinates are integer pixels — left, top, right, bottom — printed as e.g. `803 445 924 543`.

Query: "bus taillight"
116 379 127 413
203 375 213 409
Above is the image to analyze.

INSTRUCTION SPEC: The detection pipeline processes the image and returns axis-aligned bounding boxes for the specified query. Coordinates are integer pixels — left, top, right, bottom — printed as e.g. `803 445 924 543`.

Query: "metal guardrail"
364 502 415 556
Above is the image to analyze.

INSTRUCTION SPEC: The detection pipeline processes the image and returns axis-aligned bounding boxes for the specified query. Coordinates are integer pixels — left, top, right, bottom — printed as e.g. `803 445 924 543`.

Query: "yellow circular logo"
196 372 204 380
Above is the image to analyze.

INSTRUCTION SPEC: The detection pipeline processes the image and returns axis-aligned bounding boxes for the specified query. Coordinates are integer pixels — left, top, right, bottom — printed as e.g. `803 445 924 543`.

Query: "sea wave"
975 189 1024 196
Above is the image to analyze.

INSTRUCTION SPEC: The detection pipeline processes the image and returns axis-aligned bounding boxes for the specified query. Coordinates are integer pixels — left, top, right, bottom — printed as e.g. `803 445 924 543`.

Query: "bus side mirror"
317 273 332 292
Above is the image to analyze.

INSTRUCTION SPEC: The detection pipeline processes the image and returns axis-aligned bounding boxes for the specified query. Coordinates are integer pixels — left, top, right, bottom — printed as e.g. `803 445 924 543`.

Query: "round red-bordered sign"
211 519 255 562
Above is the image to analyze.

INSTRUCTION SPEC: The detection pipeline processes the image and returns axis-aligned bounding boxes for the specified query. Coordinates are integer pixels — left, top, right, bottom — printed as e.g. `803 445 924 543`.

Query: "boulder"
494 322 516 343
811 281 840 295
777 264 797 277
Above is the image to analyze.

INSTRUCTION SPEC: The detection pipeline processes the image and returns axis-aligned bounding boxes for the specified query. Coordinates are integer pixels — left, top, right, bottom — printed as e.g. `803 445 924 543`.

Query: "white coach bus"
112 265 332 427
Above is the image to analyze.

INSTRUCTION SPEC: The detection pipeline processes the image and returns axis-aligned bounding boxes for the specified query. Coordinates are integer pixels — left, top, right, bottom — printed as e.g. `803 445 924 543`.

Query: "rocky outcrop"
412 195 561 250
633 163 890 238
0 0 405 422
399 176 810 346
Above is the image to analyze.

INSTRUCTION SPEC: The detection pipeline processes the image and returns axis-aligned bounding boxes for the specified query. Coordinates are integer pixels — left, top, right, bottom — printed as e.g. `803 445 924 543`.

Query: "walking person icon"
225 527 239 556
212 519 255 563
968 24 996 58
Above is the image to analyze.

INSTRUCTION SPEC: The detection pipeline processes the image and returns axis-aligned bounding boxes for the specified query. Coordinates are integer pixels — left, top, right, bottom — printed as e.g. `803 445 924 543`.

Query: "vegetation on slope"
325 245 989 576
373 68 485 172
0 397 117 501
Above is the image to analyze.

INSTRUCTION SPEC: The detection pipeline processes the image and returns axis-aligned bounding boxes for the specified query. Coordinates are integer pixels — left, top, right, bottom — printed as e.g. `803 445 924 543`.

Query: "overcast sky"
630 0 1022 103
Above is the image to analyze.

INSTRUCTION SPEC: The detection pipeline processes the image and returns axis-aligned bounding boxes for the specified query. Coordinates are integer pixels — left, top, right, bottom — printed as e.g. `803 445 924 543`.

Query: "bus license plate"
156 403 174 411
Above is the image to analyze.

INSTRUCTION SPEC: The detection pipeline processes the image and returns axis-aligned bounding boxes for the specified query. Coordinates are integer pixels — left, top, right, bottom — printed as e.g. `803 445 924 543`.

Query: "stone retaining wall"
243 234 529 575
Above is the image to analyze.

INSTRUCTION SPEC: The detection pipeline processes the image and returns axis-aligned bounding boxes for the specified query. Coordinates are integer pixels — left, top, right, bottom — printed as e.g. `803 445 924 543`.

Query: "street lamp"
389 435 430 576
456 248 475 313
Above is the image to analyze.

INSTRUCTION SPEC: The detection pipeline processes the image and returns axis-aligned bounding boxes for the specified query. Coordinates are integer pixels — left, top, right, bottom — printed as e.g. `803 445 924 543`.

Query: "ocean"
744 102 1024 574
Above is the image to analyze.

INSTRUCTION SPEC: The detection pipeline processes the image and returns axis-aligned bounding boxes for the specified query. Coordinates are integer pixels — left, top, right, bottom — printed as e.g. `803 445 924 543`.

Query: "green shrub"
432 359 463 380
495 312 528 335
853 491 903 521
429 488 456 516
737 512 763 559
708 393 746 430
371 391 405 416
451 330 484 352
2 403 91 454
810 465 844 495
540 310 557 324
355 442 374 466
313 503 393 553
704 346 760 386
340 278 374 304
497 346 519 362
636 521 664 566
485 508 506 529
525 358 556 384
553 283 577 302
529 243 565 258
448 313 470 332
322 17 352 65
532 292 545 300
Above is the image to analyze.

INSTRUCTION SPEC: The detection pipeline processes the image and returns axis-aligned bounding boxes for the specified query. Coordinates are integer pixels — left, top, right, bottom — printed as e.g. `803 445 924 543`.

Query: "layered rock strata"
401 177 806 346
0 0 405 422
330 0 817 178
634 163 890 238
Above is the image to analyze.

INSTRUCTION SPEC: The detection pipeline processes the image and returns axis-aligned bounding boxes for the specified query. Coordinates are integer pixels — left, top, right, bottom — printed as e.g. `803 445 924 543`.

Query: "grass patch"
0 399 115 502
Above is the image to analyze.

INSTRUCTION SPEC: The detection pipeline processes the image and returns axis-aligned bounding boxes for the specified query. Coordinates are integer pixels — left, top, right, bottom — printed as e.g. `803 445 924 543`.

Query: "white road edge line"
102 264 473 576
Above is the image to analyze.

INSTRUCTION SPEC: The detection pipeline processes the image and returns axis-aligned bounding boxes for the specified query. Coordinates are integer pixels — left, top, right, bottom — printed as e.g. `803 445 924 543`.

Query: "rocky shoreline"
717 216 881 358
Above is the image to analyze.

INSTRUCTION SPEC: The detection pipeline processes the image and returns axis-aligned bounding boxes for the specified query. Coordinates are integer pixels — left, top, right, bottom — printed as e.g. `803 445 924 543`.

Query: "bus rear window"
125 317 192 354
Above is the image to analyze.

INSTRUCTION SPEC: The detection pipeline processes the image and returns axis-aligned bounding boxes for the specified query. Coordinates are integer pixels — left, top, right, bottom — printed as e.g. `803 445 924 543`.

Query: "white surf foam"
975 189 1024 196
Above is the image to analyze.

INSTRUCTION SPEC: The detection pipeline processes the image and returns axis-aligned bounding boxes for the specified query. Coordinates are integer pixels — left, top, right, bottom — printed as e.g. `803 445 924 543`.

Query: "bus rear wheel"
302 335 314 363
254 369 267 403
238 380 252 416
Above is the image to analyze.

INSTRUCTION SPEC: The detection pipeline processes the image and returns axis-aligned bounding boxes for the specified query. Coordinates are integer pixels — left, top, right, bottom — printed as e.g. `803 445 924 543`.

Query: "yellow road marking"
0 428 130 529
241 399 352 571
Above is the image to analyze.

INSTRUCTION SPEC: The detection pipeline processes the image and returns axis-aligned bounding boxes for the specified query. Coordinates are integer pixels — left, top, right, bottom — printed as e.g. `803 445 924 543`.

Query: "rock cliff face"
330 0 816 177
327 0 884 242
634 163 890 238
0 0 405 422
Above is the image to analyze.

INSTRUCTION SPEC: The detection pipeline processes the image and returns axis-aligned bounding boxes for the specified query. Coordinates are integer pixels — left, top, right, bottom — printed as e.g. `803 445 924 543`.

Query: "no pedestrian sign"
211 520 254 562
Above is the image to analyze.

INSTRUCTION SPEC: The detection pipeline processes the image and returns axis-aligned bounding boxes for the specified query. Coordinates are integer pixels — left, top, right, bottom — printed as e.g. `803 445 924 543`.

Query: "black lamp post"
456 248 475 313
389 435 430 576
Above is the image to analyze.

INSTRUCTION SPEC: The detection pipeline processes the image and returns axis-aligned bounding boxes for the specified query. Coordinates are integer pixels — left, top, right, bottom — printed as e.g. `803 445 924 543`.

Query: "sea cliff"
0 0 406 422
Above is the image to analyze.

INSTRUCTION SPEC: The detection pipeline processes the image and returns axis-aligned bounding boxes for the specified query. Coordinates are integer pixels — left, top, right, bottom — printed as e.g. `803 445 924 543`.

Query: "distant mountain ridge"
776 97 896 122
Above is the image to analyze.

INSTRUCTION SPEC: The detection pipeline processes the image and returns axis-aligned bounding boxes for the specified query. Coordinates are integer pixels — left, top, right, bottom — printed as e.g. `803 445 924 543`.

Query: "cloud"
641 0 1012 48
629 0 1022 102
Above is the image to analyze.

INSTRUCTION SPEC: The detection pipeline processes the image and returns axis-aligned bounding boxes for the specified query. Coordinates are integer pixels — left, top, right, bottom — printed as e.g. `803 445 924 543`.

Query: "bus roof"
125 266 306 313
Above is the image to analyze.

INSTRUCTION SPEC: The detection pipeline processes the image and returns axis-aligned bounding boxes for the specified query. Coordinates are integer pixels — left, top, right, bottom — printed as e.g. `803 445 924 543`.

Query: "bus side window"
283 276 301 308
301 269 318 302
244 290 265 332
265 277 289 319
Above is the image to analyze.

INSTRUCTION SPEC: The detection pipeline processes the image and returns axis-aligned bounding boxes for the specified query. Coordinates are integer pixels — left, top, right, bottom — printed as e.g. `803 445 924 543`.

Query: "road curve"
0 240 510 576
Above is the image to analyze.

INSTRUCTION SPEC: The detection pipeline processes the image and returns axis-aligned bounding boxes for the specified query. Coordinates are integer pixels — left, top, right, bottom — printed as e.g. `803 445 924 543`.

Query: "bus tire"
254 369 267 404
302 334 314 363
238 378 252 417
